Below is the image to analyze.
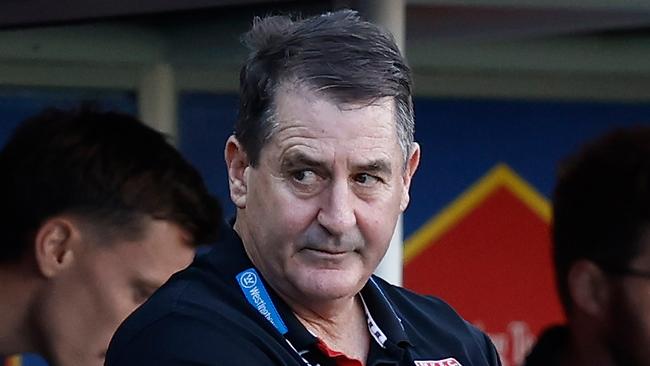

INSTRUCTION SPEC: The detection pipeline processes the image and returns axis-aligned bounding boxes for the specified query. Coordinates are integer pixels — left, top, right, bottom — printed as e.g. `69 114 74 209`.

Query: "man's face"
606 238 650 366
37 219 194 366
232 86 419 307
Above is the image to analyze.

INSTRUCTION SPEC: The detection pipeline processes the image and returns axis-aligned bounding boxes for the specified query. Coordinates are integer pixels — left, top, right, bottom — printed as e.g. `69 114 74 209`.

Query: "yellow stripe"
404 163 550 264
501 165 551 222
6 355 22 366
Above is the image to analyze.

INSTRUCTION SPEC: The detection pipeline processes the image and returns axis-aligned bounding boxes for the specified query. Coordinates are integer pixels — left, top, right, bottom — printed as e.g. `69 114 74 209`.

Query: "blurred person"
106 10 501 366
525 126 650 366
0 107 222 366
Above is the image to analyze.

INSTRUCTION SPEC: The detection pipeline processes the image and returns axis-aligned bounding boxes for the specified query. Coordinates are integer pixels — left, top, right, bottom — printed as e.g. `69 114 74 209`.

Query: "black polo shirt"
276 276 411 366
106 224 501 366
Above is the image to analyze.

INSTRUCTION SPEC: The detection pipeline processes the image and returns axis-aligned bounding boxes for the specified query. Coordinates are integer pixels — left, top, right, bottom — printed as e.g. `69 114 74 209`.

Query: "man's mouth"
302 247 349 257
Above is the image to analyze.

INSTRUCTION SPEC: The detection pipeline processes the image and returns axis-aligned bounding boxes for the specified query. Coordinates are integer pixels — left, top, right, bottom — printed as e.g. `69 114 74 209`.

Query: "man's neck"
565 324 617 366
0 265 39 356
293 295 370 363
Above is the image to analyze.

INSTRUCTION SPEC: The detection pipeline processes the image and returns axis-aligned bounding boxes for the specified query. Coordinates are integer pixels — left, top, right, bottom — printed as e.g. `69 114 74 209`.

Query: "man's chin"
295 269 366 301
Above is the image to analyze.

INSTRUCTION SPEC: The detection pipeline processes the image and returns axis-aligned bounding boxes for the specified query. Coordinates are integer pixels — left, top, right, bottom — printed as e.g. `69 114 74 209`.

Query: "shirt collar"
360 276 411 347
278 276 412 354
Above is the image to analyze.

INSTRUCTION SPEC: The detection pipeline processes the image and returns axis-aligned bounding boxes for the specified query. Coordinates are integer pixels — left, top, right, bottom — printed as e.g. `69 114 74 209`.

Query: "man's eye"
354 173 381 186
292 170 317 184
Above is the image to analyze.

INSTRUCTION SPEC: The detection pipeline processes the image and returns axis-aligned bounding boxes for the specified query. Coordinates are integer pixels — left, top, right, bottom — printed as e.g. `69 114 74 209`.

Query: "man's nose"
317 179 357 235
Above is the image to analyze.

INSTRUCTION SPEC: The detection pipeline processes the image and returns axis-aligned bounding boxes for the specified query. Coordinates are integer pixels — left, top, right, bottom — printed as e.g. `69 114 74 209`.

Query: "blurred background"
2 1 650 365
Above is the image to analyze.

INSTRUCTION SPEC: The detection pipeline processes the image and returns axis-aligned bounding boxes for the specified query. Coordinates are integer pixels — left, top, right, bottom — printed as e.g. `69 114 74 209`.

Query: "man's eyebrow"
281 151 325 169
357 159 392 175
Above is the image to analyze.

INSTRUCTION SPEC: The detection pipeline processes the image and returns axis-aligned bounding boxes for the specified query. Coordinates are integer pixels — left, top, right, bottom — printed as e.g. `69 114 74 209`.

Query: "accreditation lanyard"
236 268 398 366
236 268 317 366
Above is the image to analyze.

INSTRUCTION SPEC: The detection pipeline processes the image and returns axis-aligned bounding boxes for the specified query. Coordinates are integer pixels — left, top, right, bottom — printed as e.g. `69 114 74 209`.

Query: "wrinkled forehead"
272 84 396 131
270 81 398 133
266 88 400 168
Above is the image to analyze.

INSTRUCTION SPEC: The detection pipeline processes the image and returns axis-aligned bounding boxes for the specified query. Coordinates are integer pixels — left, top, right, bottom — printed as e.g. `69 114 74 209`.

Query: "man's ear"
225 135 250 209
567 259 610 318
34 217 77 278
400 142 421 211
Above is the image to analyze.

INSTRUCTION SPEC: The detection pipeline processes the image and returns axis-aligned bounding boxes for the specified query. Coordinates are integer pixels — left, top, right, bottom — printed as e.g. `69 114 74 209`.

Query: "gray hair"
235 9 415 166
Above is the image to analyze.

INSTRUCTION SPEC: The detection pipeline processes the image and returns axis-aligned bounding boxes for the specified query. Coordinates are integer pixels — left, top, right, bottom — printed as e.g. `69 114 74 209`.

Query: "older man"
106 10 501 366
0 108 221 366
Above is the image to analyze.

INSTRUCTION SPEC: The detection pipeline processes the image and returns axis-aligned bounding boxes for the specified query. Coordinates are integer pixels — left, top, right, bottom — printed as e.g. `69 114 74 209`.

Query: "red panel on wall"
404 164 564 366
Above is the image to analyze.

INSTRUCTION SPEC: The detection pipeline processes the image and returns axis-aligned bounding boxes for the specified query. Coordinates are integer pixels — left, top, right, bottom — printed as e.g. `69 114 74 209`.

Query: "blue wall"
0 87 136 146
406 98 650 235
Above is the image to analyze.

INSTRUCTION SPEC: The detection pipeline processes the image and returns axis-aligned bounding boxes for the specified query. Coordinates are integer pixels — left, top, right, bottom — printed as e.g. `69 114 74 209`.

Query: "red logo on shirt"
414 358 462 366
